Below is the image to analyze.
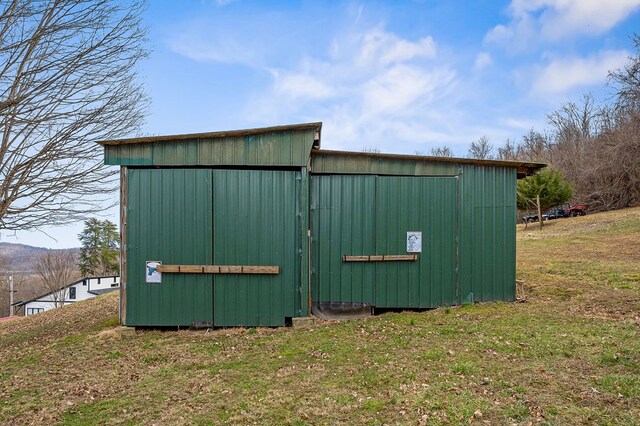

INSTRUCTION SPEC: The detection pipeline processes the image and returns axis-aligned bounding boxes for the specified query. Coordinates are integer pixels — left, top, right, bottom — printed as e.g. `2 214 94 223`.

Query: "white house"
17 276 120 316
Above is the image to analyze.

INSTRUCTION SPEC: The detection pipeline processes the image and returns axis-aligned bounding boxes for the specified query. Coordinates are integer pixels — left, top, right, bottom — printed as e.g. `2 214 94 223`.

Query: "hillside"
1 208 639 425
0 243 81 318
0 242 80 272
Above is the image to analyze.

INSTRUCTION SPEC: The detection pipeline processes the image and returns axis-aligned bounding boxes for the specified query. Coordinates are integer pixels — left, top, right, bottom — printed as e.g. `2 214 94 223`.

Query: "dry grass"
1 207 639 425
517 207 640 323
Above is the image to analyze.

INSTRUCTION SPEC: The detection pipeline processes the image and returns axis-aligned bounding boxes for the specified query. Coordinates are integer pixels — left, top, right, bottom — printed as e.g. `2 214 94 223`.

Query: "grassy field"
1 207 639 425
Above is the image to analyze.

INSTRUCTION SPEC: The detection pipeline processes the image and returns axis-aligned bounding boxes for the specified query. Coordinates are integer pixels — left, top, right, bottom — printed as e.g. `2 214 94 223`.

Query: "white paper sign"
407 232 422 253
146 261 162 283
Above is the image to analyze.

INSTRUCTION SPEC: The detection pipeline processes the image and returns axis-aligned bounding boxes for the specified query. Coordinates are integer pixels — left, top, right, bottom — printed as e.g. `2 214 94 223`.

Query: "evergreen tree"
78 219 120 276
517 168 573 211
517 168 573 228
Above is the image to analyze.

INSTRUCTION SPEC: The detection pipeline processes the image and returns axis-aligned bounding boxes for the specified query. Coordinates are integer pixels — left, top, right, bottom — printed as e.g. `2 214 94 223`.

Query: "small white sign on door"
146 261 162 284
407 232 422 253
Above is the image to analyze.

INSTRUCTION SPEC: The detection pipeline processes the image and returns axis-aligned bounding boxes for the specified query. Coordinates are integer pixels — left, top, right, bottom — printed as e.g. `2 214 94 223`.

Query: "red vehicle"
564 203 588 217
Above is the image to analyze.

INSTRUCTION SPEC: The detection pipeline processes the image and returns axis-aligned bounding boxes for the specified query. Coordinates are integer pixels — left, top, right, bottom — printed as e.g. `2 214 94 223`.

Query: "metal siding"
311 175 376 305
121 160 517 325
126 168 213 326
458 165 516 303
374 177 457 308
311 175 457 309
105 144 153 166
212 170 301 326
105 130 316 167
311 154 459 176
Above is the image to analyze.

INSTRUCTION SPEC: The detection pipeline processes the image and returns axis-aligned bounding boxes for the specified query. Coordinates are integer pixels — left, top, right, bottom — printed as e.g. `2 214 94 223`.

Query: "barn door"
212 170 300 326
126 168 213 327
375 176 458 308
310 175 376 314
311 174 458 312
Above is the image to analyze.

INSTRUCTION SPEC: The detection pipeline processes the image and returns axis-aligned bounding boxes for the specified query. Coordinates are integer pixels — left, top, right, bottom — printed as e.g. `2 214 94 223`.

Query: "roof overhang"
96 121 544 177
97 122 322 146
312 149 546 178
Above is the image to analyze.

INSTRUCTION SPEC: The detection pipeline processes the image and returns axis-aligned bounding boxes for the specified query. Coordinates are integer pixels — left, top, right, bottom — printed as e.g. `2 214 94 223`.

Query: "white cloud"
474 52 493 72
166 11 300 67
272 71 336 100
362 65 454 115
532 50 629 94
356 28 437 67
247 26 460 154
486 0 640 49
537 0 640 39
168 26 263 66
501 117 545 131
484 16 536 50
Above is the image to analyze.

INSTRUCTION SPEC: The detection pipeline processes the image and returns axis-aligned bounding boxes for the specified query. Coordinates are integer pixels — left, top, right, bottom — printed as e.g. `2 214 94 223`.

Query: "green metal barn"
99 122 544 327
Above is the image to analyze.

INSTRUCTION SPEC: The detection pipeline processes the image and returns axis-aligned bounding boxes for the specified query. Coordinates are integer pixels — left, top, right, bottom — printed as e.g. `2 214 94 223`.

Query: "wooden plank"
246 265 280 274
382 254 418 261
155 264 279 274
179 265 204 273
342 255 370 262
219 265 242 274
343 254 418 262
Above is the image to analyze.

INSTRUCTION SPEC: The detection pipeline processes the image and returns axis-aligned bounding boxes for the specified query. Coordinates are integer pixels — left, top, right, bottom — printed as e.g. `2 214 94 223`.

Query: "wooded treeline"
468 35 640 213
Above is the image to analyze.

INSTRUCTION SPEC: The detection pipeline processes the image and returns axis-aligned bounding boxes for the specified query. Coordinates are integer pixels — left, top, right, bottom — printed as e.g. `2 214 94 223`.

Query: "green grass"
0 207 639 425
60 399 138 426
597 375 640 398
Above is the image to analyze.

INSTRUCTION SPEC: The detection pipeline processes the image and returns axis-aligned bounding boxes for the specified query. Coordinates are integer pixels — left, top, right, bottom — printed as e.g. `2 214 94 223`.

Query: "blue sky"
4 0 640 249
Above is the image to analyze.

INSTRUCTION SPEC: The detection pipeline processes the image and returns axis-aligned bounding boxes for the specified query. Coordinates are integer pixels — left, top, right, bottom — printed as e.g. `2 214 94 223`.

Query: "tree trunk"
537 195 543 229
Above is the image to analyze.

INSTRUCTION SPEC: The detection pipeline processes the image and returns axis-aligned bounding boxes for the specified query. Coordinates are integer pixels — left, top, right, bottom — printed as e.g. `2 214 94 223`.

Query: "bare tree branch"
467 135 494 159
0 0 148 231
429 146 453 157
35 250 78 308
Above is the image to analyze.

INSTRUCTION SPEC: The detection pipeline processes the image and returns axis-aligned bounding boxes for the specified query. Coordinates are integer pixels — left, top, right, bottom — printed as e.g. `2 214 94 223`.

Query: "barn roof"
98 122 545 177
311 150 545 178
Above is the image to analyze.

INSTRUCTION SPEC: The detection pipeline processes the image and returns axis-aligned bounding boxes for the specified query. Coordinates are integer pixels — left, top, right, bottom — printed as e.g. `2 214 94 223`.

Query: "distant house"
15 276 120 316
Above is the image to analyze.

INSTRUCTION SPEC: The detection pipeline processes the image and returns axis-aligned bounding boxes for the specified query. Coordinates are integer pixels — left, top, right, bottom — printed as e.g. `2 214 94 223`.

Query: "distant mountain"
0 243 80 273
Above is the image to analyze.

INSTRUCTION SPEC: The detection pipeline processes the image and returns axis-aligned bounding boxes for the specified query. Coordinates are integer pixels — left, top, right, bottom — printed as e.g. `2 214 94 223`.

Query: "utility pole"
9 275 14 316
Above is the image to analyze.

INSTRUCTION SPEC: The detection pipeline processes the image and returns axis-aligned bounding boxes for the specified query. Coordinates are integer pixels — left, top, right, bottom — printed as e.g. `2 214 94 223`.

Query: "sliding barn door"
212 170 301 326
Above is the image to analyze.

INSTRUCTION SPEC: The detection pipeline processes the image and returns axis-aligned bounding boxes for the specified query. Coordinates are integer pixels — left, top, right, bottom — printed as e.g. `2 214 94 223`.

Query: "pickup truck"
542 204 588 220
544 208 567 220
565 204 588 216
522 213 544 223
523 203 588 224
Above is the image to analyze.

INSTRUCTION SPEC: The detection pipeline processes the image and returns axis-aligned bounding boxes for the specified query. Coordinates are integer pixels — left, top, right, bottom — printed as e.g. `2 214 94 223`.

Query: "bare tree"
609 33 640 112
497 138 518 160
492 35 640 214
548 94 600 144
36 250 78 308
0 0 149 232
467 135 494 159
362 145 381 153
545 92 640 211
0 252 8 273
517 129 552 163
429 146 453 157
